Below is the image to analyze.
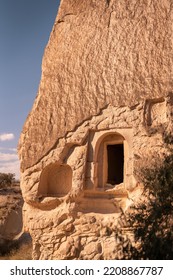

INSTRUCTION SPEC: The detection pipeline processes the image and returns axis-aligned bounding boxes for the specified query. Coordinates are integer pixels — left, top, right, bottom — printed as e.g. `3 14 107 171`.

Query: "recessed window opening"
107 144 124 185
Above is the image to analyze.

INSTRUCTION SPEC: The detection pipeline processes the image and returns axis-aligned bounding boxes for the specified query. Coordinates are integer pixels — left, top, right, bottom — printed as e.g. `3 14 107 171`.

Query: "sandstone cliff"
18 0 173 170
18 0 173 260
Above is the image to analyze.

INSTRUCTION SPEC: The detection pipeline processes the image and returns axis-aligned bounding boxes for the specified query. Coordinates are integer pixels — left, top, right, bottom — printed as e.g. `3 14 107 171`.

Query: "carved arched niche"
38 163 72 197
85 129 134 192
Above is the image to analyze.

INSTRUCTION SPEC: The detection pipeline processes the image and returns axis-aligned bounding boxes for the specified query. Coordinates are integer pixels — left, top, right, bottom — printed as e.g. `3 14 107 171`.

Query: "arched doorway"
95 132 125 189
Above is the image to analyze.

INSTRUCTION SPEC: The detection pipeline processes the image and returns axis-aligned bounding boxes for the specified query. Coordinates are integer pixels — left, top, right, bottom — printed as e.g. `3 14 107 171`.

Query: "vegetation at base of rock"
0 241 32 260
0 233 32 260
0 173 16 188
125 132 173 260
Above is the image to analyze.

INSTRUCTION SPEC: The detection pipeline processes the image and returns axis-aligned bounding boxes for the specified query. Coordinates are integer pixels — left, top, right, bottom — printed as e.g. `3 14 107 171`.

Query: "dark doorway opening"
107 144 124 185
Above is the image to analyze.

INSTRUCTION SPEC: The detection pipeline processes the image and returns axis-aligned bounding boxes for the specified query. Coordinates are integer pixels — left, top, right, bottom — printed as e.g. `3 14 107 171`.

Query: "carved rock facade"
18 0 173 259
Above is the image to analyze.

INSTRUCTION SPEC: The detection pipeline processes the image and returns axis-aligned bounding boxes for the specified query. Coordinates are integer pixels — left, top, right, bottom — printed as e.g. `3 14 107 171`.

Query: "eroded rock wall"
21 96 172 259
18 0 173 259
18 0 173 170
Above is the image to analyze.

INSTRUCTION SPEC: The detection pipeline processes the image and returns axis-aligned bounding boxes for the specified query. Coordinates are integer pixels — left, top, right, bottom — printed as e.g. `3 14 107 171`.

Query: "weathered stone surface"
0 185 24 254
21 97 173 259
18 0 173 260
18 0 173 170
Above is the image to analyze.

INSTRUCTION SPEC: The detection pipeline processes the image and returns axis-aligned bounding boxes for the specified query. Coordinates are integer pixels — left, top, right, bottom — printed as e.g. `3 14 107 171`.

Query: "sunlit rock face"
18 0 173 260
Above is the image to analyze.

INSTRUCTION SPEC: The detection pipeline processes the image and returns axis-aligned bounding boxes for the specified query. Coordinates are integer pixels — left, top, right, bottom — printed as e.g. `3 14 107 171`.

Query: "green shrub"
0 173 15 188
128 133 173 259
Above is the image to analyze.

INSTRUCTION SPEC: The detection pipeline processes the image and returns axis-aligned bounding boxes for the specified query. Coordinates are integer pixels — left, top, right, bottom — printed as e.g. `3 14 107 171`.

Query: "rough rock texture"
0 185 23 253
19 0 173 170
21 97 173 260
18 0 173 260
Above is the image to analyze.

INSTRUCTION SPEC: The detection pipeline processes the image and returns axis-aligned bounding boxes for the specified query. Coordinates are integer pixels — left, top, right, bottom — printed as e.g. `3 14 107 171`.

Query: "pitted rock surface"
18 0 173 260
18 0 173 170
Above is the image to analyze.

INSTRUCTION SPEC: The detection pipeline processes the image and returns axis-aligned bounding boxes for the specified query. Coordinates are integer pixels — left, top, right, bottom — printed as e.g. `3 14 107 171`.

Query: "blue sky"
0 0 60 178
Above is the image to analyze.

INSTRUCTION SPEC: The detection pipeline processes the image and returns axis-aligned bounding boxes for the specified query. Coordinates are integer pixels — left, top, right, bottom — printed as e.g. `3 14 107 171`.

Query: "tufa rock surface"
18 0 173 259
19 0 173 170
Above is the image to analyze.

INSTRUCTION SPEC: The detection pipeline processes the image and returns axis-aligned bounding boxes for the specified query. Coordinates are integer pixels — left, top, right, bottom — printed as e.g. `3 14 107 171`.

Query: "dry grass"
0 241 32 260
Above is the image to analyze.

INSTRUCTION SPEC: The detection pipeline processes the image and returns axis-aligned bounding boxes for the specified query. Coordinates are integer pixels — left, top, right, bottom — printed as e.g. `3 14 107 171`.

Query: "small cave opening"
38 163 72 197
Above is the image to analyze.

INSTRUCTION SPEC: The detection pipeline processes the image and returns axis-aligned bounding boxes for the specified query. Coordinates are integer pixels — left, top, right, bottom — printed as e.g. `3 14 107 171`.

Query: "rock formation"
0 184 23 254
18 0 173 259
